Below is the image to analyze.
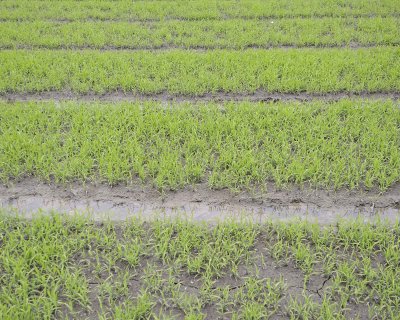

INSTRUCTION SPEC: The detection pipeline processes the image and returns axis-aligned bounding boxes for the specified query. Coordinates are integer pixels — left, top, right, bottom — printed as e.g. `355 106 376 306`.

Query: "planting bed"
0 213 399 319
0 0 399 318
1 17 400 49
1 48 400 94
1 100 400 190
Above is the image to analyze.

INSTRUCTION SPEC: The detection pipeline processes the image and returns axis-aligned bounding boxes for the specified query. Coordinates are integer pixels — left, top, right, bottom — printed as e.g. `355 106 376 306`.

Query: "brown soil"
1 43 394 50
1 13 399 23
1 179 399 223
2 91 400 104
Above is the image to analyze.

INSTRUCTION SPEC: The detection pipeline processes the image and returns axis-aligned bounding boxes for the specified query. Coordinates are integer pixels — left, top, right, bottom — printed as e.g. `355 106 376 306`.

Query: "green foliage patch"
1 17 399 49
1 0 398 21
1 99 399 190
0 212 398 319
1 48 399 94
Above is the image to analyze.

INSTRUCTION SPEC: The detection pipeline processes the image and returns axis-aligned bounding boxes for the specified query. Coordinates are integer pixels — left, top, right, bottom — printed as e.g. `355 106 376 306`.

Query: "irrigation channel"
1 179 399 224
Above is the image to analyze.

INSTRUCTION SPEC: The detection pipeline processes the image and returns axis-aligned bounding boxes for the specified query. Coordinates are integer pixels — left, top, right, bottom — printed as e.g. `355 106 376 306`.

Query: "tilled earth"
1 179 399 224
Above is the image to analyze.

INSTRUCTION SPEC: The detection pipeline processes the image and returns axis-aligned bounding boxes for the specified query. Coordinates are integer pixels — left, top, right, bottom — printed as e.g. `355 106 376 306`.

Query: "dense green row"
1 213 399 319
1 48 399 94
1 0 398 21
1 17 399 49
1 100 399 190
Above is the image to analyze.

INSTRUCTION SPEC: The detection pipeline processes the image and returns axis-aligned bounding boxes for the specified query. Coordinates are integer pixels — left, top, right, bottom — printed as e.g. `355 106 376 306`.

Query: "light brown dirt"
1 179 399 223
1 91 400 104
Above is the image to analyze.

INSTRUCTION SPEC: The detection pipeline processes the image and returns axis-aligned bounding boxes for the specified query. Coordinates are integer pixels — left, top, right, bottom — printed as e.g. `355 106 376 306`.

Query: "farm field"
0 0 400 319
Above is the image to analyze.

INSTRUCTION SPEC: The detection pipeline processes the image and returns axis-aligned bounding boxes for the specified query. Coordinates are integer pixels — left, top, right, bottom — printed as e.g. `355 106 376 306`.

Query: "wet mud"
1 179 399 223
1 43 393 50
1 13 399 23
2 91 400 104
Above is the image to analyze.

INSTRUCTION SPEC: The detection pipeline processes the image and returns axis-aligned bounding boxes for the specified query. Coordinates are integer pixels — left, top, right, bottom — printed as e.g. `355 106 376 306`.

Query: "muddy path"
1 179 399 223
2 13 400 23
2 91 400 104
1 43 393 51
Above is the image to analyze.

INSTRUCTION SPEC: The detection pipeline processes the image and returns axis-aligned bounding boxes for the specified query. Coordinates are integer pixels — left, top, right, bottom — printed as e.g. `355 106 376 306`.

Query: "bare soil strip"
1 179 399 224
2 91 400 104
1 13 399 23
1 44 394 51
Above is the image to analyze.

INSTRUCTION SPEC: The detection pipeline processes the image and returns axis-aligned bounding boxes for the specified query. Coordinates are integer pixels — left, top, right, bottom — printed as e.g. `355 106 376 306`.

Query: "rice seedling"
1 99 399 191
1 0 398 21
0 48 399 94
1 17 399 49
0 211 398 319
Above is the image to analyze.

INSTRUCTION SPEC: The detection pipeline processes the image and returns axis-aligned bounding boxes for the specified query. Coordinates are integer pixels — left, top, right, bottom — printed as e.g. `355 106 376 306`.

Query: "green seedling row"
1 48 399 94
0 212 398 319
1 0 399 21
1 17 399 49
1 100 399 190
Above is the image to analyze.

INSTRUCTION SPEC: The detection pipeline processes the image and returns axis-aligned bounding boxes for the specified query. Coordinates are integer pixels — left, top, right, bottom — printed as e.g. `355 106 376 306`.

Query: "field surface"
1 0 400 319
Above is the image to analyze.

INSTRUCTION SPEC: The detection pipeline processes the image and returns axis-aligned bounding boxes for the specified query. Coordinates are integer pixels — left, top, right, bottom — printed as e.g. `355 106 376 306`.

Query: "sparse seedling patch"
0 212 398 319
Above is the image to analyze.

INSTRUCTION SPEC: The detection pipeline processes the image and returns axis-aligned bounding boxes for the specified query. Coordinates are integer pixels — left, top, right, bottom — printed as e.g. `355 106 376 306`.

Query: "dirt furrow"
1 13 399 23
2 91 400 104
1 43 396 51
1 179 399 224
